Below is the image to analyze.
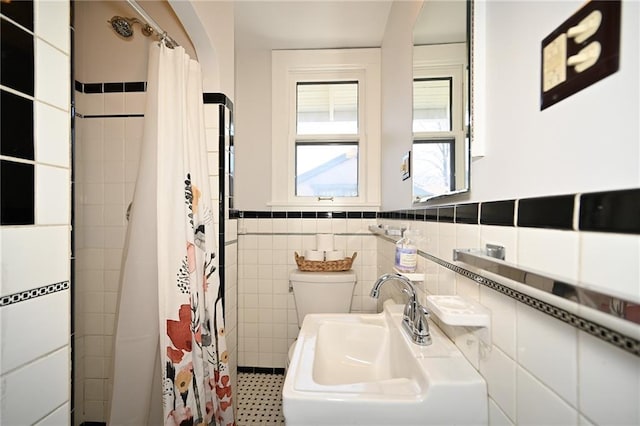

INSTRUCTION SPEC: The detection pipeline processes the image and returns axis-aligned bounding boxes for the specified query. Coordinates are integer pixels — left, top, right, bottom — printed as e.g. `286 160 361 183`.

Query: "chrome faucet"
371 273 432 346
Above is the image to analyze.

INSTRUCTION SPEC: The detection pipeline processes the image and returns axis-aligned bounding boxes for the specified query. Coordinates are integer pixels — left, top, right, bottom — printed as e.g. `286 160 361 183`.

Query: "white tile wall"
74 90 145 422
376 218 640 425
237 218 378 368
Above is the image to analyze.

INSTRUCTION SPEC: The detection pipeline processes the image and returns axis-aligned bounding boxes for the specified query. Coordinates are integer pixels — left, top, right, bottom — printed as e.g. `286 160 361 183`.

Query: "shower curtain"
109 43 234 426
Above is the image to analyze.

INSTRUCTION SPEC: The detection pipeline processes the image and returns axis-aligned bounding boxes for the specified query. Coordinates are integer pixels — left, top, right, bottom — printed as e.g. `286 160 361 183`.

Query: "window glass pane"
296 143 358 197
413 78 451 132
297 82 358 135
412 139 454 198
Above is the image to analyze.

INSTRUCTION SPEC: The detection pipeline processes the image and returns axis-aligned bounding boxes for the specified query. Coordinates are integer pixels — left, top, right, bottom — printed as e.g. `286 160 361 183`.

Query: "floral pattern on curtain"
162 174 234 426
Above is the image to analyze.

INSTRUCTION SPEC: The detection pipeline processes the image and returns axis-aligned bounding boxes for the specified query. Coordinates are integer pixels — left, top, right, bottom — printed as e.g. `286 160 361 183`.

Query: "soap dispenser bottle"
395 229 420 273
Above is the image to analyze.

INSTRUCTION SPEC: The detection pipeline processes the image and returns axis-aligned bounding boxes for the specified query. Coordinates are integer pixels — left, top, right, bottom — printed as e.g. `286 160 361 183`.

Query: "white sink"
283 303 488 425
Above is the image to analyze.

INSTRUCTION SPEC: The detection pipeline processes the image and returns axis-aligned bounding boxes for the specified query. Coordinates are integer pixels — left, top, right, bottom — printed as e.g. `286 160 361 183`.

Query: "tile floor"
236 372 286 425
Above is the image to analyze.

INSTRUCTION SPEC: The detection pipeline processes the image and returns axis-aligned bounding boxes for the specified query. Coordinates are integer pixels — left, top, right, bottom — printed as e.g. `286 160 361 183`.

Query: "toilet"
286 269 357 369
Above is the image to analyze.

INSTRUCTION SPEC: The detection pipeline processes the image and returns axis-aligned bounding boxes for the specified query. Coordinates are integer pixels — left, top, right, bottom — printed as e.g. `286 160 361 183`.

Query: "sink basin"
283 303 488 425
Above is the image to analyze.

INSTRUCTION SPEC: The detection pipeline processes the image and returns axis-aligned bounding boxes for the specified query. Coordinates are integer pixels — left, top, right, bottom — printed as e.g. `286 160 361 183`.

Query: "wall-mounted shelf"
393 267 424 282
426 295 490 328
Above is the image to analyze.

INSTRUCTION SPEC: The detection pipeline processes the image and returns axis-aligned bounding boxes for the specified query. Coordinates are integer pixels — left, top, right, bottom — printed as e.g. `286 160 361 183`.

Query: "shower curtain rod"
126 0 179 48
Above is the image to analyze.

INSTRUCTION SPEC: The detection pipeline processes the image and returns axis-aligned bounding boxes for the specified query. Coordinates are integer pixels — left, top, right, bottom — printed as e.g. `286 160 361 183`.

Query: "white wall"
467 0 638 203
235 48 273 210
380 0 422 211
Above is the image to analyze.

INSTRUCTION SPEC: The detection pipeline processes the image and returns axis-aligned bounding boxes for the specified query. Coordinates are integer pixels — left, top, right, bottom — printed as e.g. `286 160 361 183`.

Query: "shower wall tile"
34 0 69 53
0 289 69 374
0 226 69 296
104 92 124 114
124 91 146 114
36 164 70 225
35 100 69 167
0 347 70 426
35 38 69 109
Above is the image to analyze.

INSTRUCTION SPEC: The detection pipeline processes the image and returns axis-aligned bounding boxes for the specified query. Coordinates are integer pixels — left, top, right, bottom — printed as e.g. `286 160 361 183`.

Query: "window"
295 82 359 197
412 47 466 202
413 78 452 132
412 138 455 197
271 49 381 208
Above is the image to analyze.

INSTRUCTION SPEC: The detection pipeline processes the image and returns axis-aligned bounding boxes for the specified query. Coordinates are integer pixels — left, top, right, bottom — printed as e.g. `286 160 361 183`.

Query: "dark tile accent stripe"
1 0 34 31
455 203 479 224
1 160 34 225
74 80 147 93
103 82 124 93
124 81 146 92
238 366 285 375
237 211 378 219
83 83 102 94
480 200 515 226
0 281 70 307
518 194 575 230
82 114 144 119
80 422 107 426
203 92 234 112
580 188 640 234
1 89 34 160
438 206 455 223
1 19 34 96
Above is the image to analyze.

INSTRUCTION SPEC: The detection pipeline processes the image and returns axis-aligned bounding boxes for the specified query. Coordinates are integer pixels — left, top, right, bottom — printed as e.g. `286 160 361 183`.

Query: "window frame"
271 49 381 209
412 56 466 202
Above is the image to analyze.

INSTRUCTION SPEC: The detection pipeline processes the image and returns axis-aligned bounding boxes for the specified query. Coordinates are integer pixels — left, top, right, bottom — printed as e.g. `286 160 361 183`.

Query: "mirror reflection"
412 0 470 203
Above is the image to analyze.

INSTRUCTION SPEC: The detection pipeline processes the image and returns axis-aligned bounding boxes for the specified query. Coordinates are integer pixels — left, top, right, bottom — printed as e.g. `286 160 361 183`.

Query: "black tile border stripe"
74 80 147 93
579 188 640 234
81 114 145 119
238 366 285 375
234 188 636 234
0 281 70 308
518 194 575 230
203 92 234 112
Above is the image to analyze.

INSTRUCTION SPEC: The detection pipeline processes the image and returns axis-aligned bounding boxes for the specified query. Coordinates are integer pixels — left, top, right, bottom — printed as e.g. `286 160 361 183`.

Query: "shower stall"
72 1 237 423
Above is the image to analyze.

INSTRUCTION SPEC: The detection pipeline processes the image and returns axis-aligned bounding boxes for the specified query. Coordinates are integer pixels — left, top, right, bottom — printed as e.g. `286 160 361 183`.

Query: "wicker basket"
294 251 357 272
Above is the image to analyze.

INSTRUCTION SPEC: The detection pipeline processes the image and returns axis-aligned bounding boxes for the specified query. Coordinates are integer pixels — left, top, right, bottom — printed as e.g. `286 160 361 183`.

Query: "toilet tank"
289 270 357 326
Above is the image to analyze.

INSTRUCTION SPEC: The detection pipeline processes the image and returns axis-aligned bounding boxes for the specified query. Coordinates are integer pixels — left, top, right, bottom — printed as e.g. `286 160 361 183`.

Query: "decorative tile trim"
518 194 575 230
579 188 640 234
81 114 144 119
74 80 147 93
237 210 377 219
0 281 70 308
420 250 639 357
202 92 234 112
238 366 285 375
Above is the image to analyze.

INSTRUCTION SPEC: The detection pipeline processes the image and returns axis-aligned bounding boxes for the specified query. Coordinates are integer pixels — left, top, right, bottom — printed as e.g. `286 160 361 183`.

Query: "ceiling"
234 0 395 50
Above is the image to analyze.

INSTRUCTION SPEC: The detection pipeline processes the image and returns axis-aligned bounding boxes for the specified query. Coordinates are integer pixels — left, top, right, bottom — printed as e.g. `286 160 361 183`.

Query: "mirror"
412 0 471 203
